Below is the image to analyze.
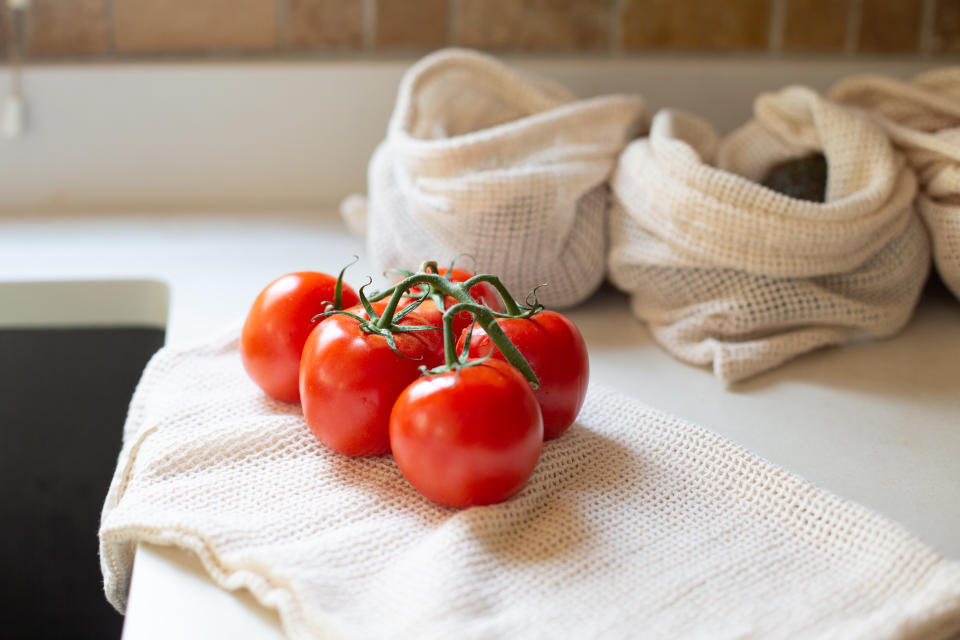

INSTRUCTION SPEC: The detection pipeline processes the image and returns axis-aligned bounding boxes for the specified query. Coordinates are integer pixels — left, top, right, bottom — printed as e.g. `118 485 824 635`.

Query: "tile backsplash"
2 0 958 59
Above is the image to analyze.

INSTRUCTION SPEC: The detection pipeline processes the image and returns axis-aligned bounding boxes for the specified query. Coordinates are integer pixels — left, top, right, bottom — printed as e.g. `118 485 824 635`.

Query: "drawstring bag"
608 87 930 383
362 49 646 308
831 67 960 301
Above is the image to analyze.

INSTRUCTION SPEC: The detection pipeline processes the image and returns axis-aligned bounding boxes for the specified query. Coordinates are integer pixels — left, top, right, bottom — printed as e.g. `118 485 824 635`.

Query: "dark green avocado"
761 152 828 203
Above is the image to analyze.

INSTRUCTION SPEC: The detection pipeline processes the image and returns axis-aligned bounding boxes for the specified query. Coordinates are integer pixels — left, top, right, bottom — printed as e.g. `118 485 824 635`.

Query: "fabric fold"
831 67 960 301
100 331 960 640
608 88 929 382
365 48 647 308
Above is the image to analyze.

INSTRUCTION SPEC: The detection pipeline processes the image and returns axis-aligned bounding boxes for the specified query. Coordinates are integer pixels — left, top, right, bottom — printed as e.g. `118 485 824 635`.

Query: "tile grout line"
363 0 376 50
768 0 787 54
447 0 458 47
843 0 861 55
609 0 623 55
919 0 936 54
104 0 116 55
275 0 290 49
22 0 30 58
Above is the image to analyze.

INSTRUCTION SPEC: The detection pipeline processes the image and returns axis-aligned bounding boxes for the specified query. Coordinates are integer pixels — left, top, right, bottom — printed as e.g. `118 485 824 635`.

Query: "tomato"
299 301 444 457
389 359 543 508
395 267 504 335
241 271 359 404
458 310 588 441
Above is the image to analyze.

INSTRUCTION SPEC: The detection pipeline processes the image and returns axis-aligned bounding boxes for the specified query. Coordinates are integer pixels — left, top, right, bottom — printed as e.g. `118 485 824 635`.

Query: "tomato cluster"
240 262 589 508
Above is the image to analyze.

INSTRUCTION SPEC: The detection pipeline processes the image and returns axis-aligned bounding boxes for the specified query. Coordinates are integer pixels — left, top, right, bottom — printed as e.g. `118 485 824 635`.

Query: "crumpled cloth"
363 48 646 309
831 67 960 301
100 330 960 640
608 87 929 383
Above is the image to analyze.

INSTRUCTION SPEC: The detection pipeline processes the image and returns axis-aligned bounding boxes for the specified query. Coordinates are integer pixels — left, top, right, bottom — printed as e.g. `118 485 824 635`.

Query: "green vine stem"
335 266 543 389
369 271 534 318
437 301 540 389
375 273 473 329
460 274 524 316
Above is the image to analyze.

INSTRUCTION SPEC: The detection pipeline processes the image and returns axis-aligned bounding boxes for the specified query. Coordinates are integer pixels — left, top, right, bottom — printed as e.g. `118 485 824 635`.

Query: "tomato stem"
374 273 472 330
440 301 540 390
418 260 439 274
363 266 543 389
460 274 524 316
375 283 406 330
441 305 462 367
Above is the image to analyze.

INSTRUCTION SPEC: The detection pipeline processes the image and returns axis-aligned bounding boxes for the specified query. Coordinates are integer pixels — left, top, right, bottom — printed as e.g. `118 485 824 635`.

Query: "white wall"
0 56 946 214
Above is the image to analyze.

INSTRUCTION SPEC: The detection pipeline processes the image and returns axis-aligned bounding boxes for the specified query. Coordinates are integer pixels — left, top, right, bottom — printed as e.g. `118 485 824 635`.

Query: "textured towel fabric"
608 87 930 383
831 67 960 301
99 330 960 640
364 48 647 308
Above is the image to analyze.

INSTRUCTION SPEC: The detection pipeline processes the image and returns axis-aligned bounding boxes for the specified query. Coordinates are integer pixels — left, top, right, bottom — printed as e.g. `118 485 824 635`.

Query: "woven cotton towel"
99 330 960 640
363 48 647 308
608 87 930 383
831 67 960 301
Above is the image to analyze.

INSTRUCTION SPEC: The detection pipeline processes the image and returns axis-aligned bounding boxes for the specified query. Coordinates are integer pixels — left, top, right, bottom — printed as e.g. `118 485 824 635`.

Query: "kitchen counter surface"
3 212 958 639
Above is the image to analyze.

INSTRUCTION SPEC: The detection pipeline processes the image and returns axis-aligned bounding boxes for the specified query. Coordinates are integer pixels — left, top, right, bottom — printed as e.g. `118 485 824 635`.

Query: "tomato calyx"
419 299 544 389
328 256 358 312
319 258 548 384
306 255 360 318
380 265 546 388
371 260 527 318
381 260 461 318
317 279 442 362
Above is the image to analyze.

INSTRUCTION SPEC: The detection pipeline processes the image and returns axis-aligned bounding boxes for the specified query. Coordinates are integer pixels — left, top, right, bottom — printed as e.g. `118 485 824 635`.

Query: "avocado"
761 152 827 203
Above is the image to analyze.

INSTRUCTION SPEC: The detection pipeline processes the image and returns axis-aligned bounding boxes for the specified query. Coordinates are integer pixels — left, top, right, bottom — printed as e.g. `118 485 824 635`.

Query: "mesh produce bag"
363 49 646 308
831 67 960 301
608 87 930 383
99 330 960 640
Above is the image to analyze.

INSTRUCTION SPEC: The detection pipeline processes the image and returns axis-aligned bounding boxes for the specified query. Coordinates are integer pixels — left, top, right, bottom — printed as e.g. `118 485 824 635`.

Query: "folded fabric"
100 330 960 640
608 87 930 382
831 67 960 301
363 48 647 308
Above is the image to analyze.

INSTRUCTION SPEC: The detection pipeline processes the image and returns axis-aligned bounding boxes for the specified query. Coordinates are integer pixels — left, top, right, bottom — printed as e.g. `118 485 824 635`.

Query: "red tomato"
458 310 589 441
389 359 543 508
299 301 444 457
395 267 504 335
241 271 359 404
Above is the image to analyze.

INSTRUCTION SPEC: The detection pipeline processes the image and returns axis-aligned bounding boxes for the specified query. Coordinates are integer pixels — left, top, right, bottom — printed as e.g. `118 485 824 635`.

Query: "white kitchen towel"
608 87 930 383
831 67 960 301
99 330 960 640
363 48 646 308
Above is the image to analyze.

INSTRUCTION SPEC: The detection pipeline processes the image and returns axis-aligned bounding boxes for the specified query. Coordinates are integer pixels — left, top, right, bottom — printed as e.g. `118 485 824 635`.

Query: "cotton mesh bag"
99 330 960 640
363 49 647 308
608 87 930 383
831 67 960 301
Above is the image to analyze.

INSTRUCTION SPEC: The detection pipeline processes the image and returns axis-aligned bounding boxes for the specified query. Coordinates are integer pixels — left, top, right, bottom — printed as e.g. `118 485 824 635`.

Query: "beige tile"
858 0 921 52
376 0 447 49
783 0 847 52
455 0 609 50
934 0 960 52
289 0 364 49
28 0 108 56
622 0 769 50
114 0 277 53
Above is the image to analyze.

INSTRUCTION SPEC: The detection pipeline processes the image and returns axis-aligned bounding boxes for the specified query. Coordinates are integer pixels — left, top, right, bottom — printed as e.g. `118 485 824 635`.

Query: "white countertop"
3 212 958 639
